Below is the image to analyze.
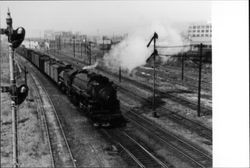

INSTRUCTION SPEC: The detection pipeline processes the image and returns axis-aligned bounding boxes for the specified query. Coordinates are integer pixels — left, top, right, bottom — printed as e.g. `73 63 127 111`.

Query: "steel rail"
124 107 212 168
101 130 145 168
122 131 170 168
32 69 77 168
118 85 212 141
17 56 77 168
29 73 55 168
101 129 170 168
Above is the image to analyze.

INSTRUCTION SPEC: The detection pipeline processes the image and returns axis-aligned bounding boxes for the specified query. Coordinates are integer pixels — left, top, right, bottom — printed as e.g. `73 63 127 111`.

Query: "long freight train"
16 47 125 127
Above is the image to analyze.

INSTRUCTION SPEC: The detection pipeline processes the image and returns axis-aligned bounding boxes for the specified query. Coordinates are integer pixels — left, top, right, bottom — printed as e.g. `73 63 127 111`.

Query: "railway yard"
2 2 249 167
1 37 212 167
0 2 217 167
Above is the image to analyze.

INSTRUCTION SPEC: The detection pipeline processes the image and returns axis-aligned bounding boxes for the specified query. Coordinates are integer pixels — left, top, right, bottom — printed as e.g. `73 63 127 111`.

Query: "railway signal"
146 32 159 118
0 9 27 168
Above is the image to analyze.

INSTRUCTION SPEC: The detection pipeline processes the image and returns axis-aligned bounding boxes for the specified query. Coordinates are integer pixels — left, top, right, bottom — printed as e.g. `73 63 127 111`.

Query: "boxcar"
44 60 50 75
27 49 32 61
39 55 50 72
48 61 56 80
31 51 35 65
51 63 60 83
31 51 40 67
45 59 56 76
35 52 40 68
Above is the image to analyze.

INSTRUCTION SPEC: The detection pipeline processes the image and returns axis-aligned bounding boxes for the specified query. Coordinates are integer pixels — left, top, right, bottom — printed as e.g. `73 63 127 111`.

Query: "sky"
0 1 211 37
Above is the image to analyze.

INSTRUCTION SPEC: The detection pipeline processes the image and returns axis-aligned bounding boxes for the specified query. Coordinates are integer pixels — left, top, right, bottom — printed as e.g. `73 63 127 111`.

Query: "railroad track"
136 67 212 93
18 58 77 168
101 129 172 168
19 50 212 167
28 73 55 168
101 66 212 115
124 107 212 168
159 64 212 78
118 85 212 141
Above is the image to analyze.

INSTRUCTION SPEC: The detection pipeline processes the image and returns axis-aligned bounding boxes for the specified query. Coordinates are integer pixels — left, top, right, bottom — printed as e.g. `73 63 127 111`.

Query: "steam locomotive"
16 47 125 127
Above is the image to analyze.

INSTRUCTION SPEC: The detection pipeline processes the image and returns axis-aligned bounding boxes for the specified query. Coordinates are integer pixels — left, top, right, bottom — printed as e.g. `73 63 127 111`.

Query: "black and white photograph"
0 1 248 168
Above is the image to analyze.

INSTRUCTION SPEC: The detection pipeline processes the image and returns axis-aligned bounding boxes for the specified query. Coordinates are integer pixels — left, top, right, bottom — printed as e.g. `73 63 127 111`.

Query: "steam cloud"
103 22 186 73
82 62 98 70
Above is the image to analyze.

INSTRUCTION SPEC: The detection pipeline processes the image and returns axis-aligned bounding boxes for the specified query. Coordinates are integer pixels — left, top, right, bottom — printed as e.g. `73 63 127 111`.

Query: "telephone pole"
197 43 203 117
73 36 75 57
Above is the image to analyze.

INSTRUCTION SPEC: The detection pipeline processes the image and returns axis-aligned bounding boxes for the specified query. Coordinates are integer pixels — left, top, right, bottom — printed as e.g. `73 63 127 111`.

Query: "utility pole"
89 42 92 65
181 53 185 80
147 32 159 118
119 66 121 82
197 43 203 117
80 41 82 58
0 9 27 168
73 36 75 57
102 36 104 56
58 35 61 54
53 40 55 55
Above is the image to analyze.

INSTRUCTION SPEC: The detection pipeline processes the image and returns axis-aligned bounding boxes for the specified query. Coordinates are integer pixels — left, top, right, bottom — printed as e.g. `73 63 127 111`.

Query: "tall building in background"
187 22 212 48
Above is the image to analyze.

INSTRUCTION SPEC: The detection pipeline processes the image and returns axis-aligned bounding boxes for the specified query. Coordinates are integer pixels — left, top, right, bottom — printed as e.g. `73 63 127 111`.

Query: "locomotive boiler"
59 67 124 127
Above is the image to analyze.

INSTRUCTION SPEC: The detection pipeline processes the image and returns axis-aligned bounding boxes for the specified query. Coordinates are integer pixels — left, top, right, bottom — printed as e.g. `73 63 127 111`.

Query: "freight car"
16 47 125 127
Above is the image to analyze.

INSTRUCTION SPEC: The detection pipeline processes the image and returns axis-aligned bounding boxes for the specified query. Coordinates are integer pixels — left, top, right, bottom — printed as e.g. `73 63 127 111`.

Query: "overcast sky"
0 1 211 37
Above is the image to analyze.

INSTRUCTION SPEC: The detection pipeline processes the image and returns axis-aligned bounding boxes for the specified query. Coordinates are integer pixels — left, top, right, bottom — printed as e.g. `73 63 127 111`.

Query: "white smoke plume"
82 62 98 70
103 22 186 72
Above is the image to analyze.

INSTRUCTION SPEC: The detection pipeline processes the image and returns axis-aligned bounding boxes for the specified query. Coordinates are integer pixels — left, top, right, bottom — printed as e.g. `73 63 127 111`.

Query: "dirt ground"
1 40 51 167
